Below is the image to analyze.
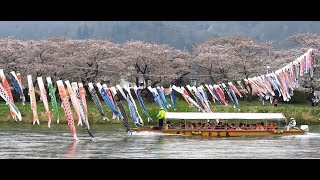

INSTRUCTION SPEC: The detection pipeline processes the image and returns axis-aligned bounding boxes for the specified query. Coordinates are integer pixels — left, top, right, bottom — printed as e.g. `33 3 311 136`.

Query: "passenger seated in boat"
187 122 194 129
256 123 264 130
273 123 278 129
221 122 225 129
215 122 223 129
224 123 228 130
202 123 206 128
239 123 245 130
165 121 173 129
204 122 211 129
210 123 215 129
196 122 202 129
192 123 196 129
256 123 261 130
250 124 256 130
180 122 185 129
227 124 234 130
267 123 275 130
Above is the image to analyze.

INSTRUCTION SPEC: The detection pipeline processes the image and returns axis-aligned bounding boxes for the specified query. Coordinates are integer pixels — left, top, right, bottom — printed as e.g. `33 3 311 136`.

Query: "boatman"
157 107 166 129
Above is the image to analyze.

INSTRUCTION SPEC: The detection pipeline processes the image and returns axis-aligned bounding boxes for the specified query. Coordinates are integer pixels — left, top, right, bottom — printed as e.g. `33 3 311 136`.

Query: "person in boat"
192 123 196 129
165 121 173 129
157 107 166 129
260 122 265 130
210 122 215 129
179 122 185 129
196 122 202 129
187 122 194 129
273 122 278 129
256 123 264 130
239 123 245 130
235 125 242 130
205 122 211 129
215 121 223 129
267 123 275 130
286 118 298 131
227 124 234 130
215 118 221 124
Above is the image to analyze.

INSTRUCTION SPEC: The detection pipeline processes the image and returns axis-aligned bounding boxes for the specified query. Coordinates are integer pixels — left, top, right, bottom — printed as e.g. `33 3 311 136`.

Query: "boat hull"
131 128 306 137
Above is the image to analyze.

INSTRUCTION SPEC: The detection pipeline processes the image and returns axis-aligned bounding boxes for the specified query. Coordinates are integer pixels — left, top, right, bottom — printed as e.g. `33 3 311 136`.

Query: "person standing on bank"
157 107 166 129
273 98 278 107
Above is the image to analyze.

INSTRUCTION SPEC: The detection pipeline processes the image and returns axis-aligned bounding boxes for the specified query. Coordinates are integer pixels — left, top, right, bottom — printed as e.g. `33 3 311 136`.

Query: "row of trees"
0 34 318 94
0 38 190 87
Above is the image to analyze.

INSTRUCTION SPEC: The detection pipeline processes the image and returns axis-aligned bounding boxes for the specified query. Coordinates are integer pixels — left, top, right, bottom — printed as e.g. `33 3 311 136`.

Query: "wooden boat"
131 112 308 137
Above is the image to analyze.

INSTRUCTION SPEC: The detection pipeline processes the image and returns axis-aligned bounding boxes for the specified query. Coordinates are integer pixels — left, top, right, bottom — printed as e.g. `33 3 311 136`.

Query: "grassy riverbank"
1 98 320 125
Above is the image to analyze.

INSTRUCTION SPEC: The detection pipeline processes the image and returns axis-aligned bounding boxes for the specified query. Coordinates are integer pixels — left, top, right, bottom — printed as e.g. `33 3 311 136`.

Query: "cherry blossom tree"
287 33 320 93
23 38 62 84
0 38 127 88
0 38 30 74
54 39 126 83
193 43 232 84
121 40 191 87
193 35 274 99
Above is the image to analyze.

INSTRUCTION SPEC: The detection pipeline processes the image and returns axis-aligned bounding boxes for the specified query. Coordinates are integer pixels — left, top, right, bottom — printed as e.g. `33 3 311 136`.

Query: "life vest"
157 109 166 119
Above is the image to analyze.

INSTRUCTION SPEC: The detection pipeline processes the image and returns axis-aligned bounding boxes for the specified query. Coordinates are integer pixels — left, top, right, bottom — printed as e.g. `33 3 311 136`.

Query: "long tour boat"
131 112 309 137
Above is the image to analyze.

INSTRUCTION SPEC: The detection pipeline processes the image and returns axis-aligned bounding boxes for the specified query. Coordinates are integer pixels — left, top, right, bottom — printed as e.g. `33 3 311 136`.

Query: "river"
0 124 320 159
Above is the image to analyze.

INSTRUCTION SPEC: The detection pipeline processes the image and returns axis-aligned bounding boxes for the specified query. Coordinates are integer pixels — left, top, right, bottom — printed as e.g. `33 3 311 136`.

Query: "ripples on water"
1 124 320 159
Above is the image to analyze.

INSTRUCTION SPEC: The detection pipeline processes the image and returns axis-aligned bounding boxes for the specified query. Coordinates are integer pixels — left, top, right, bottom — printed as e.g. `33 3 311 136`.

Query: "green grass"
1 97 320 126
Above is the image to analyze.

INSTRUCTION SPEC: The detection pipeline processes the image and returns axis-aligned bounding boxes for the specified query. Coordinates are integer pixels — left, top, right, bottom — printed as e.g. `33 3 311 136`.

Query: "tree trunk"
244 69 253 101
209 75 216 84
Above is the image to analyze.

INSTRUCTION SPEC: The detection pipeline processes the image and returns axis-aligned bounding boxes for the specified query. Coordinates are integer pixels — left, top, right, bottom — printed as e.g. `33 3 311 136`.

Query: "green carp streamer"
48 82 60 123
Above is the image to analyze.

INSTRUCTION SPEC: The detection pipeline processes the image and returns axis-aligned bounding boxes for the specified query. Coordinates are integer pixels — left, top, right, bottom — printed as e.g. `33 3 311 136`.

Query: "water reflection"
0 125 320 159
156 136 167 145
121 136 130 143
64 141 78 158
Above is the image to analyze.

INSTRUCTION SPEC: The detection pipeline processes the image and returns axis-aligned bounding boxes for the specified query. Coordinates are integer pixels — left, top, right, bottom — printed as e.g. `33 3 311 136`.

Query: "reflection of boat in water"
132 112 308 137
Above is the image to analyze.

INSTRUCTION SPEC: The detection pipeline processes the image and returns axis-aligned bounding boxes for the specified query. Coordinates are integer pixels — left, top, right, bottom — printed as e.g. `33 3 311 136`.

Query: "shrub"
288 90 308 104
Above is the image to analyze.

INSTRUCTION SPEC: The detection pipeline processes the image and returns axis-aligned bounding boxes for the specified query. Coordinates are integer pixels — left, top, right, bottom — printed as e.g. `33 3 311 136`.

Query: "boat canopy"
165 112 286 120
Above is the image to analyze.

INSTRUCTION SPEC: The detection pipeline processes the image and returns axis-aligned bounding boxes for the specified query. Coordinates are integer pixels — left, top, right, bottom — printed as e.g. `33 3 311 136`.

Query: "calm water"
1 124 320 159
